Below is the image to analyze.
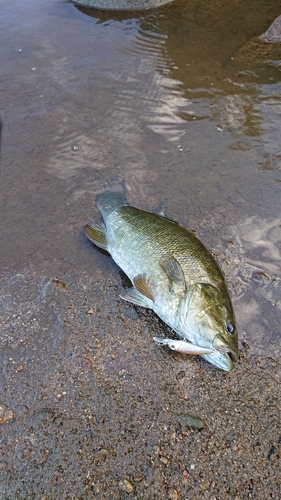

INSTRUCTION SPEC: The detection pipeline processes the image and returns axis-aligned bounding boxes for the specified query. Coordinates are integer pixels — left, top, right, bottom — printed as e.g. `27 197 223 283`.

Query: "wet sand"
1 0 281 498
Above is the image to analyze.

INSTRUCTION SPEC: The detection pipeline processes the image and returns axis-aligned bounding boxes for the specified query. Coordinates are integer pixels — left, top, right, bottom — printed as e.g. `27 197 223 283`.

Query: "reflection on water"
237 216 281 272
256 87 281 171
41 7 281 215
225 216 281 357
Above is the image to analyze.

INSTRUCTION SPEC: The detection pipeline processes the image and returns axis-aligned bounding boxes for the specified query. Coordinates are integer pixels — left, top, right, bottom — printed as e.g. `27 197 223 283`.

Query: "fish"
83 184 238 371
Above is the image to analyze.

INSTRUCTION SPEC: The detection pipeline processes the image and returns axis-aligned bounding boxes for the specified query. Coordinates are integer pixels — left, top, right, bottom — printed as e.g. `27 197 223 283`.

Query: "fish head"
178 283 238 371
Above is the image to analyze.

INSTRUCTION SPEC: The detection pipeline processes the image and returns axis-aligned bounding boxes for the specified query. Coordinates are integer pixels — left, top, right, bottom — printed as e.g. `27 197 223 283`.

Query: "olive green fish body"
84 188 238 371
108 206 225 287
106 207 224 320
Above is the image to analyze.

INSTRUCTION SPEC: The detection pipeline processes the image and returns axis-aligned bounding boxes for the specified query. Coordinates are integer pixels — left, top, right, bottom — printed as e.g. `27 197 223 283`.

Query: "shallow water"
1 0 281 498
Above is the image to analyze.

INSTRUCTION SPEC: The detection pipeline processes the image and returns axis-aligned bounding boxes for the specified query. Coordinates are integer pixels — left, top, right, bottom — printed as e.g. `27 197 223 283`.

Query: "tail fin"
96 181 128 219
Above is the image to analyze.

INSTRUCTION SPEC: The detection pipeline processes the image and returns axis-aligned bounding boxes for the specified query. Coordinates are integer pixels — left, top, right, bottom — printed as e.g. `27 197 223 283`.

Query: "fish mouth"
201 348 235 372
200 336 239 371
213 348 238 370
226 350 238 363
212 335 238 363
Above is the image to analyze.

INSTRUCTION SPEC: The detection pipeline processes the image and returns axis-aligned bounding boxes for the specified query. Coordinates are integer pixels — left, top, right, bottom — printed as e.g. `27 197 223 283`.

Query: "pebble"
0 406 13 425
168 488 179 500
134 474 143 482
119 478 134 494
0 470 8 481
177 413 205 429
96 449 108 462
123 306 138 320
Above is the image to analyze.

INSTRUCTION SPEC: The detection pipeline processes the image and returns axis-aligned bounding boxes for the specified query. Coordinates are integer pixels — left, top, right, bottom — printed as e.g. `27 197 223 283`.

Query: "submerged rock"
72 0 174 10
260 15 281 43
229 14 281 69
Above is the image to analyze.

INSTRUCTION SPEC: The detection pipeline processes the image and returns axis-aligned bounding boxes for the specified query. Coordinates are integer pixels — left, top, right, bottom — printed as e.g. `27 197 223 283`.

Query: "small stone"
0 471 8 482
0 406 13 425
160 456 169 464
134 475 143 482
52 278 68 290
87 308 95 314
177 413 205 429
119 478 134 494
168 488 178 500
96 449 108 461
123 306 138 320
170 431 176 441
92 479 102 494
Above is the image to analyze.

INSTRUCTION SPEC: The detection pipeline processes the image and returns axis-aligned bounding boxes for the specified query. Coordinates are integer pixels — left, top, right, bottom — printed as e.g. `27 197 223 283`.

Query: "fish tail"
96 181 128 218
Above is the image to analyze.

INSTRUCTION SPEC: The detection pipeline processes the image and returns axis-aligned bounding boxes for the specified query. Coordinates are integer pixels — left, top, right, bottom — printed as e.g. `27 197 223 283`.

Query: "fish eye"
226 323 234 334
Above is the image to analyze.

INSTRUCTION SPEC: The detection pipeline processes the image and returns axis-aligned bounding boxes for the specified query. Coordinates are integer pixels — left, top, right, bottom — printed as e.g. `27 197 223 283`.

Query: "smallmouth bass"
84 186 238 371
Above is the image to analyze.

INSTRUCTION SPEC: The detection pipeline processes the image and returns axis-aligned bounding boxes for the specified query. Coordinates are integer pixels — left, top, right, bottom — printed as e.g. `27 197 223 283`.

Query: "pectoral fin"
160 257 186 293
133 273 154 302
120 287 153 308
83 222 108 251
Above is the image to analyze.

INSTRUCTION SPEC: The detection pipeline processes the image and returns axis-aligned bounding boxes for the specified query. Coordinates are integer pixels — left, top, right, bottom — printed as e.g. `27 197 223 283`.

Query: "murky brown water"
1 0 281 498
